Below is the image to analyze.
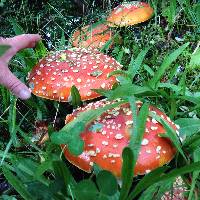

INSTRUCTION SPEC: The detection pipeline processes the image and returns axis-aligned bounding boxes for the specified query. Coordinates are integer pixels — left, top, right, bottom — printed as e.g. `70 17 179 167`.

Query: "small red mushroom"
107 1 154 27
71 23 113 49
62 99 178 177
28 48 122 101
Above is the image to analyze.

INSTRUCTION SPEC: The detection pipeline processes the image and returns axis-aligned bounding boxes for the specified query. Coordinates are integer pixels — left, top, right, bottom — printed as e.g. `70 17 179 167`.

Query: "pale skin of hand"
0 34 41 100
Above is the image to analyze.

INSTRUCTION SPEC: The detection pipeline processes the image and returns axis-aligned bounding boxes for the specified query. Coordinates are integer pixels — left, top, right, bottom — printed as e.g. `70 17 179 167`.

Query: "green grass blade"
93 84 155 100
128 160 200 199
128 47 150 79
127 166 169 200
188 148 200 200
2 166 34 200
149 112 187 161
8 95 19 147
10 19 24 35
149 42 189 88
119 147 134 200
129 99 149 168
0 138 13 166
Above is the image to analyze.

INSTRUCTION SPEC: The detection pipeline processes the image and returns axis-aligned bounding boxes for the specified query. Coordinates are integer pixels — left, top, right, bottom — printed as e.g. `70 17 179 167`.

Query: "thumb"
0 66 31 100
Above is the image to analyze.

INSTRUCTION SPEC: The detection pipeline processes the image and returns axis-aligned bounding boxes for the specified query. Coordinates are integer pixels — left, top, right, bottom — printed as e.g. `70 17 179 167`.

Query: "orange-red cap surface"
62 99 178 177
71 23 113 49
107 1 154 27
28 48 122 101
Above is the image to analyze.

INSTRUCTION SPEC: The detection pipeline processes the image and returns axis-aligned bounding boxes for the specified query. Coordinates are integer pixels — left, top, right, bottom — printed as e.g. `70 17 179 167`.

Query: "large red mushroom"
28 48 122 101
62 99 178 177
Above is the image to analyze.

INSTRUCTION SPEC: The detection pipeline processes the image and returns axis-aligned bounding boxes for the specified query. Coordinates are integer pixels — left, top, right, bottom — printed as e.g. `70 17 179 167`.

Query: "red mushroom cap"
28 48 122 101
107 1 154 27
71 23 113 49
62 99 178 177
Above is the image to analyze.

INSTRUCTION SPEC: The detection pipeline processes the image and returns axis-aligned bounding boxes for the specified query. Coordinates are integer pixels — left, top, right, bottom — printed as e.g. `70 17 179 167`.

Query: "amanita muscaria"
28 48 122 101
62 99 179 177
107 1 154 27
71 23 113 49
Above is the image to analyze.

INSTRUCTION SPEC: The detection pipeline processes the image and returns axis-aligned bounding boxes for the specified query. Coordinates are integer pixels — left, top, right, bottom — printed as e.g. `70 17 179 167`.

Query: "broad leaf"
96 170 118 196
70 85 82 107
74 180 98 200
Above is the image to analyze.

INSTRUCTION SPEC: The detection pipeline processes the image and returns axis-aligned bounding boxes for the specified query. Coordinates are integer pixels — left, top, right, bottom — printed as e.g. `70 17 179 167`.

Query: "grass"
0 0 200 199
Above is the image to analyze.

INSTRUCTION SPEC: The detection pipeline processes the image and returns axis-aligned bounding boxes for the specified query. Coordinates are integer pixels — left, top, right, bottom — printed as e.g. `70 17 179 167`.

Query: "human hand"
0 34 41 100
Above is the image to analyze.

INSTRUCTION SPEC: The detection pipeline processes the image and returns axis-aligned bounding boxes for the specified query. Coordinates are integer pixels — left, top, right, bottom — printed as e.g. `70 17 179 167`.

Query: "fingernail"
19 89 31 100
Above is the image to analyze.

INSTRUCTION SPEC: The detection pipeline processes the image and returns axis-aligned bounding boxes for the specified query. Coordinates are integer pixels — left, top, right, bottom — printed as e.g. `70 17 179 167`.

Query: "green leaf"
35 160 53 180
74 180 98 200
107 70 129 79
149 42 190 88
129 101 149 168
51 122 85 155
96 170 118 196
149 111 187 161
161 118 187 160
189 49 200 68
183 133 200 152
188 148 200 200
175 118 200 137
119 147 134 200
129 161 200 199
1 195 17 200
53 160 76 194
34 40 47 59
27 182 53 200
128 47 150 79
2 166 34 200
70 85 82 107
51 100 126 155
143 64 154 76
13 157 49 185
138 179 174 200
158 82 182 94
10 19 24 35
0 45 11 57
67 135 85 156
93 84 155 100
126 166 169 200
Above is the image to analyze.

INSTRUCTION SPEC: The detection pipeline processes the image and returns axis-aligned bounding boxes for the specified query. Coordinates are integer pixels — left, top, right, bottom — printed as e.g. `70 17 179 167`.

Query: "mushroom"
71 23 113 49
107 1 154 27
62 99 178 177
28 48 122 101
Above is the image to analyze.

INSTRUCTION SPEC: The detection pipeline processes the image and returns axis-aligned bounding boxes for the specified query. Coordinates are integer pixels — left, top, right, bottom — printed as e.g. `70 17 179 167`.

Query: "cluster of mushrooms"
28 1 180 178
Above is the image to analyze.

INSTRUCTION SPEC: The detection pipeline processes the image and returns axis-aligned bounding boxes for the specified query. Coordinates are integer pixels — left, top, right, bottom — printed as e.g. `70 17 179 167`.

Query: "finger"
0 64 31 100
0 34 41 62
10 34 41 50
